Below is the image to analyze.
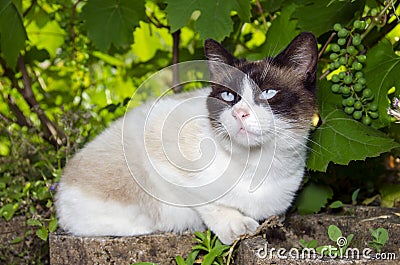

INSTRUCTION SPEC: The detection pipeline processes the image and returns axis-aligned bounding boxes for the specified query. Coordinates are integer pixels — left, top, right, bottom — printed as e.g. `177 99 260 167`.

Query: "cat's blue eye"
220 91 235 102
259 89 278 100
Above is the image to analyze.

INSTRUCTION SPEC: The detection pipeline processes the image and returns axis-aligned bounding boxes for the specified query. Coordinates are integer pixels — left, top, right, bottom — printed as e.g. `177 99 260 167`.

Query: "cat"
55 32 318 245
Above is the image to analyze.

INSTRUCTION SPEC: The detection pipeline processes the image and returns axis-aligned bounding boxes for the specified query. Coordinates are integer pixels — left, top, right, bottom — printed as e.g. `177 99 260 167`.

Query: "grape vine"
328 19 378 126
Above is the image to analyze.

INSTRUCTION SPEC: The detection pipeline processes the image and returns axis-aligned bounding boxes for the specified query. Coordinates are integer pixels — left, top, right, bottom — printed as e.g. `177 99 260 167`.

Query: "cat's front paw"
214 215 259 245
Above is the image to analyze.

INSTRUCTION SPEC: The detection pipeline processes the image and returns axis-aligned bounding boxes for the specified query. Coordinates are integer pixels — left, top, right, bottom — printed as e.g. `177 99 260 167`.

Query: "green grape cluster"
328 20 378 126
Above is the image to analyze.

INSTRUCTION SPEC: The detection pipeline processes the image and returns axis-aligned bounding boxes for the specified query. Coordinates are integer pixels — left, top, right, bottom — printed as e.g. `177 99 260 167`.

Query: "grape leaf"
80 0 146 51
0 0 27 68
26 20 65 58
261 3 299 57
292 0 366 36
364 39 400 129
166 0 251 41
306 78 399 172
296 182 333 214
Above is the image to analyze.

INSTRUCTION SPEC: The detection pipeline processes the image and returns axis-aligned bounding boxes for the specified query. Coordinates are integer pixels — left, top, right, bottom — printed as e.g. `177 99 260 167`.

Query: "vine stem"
255 0 269 32
172 30 182 93
361 0 394 40
319 32 336 59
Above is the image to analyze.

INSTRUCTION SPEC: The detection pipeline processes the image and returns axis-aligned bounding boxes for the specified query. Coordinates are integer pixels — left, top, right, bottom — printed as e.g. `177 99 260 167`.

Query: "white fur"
56 86 310 244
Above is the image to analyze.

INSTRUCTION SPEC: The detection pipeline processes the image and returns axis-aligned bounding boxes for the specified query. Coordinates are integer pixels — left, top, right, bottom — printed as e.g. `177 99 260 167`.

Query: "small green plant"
298 239 319 249
329 188 361 209
368 227 389 253
299 225 354 257
176 230 231 265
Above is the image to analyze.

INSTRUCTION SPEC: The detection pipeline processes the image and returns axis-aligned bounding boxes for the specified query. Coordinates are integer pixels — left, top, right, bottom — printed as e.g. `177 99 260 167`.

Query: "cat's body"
56 32 318 244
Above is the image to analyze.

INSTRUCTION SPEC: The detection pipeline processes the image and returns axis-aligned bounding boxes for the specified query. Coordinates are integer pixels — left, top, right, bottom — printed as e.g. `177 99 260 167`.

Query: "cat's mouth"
237 127 262 137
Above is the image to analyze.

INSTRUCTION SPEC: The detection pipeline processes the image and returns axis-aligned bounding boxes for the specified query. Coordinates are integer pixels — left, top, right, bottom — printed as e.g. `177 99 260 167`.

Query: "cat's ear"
204 39 237 65
274 32 318 83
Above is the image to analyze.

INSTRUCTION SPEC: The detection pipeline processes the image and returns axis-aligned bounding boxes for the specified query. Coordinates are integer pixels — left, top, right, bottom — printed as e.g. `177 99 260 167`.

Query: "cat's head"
204 32 318 148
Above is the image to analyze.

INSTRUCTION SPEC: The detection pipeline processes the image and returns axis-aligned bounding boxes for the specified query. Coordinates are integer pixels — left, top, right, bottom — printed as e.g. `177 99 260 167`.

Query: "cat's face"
205 32 318 148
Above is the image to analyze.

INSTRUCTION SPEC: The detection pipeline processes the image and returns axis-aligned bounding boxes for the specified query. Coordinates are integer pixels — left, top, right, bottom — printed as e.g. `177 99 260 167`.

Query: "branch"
16 56 66 147
7 94 33 128
172 30 183 93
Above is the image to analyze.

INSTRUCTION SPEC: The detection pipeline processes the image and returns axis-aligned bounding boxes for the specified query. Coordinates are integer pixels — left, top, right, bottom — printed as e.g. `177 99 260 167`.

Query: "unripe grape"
344 75 353 84
357 44 365 51
330 53 339 60
357 55 366 63
359 21 366 29
353 20 362 29
331 74 340 83
339 56 347 65
338 28 349 38
353 111 363 120
362 115 371 125
331 84 340 93
369 103 378 111
353 83 363 92
352 35 362 46
358 77 366 85
355 71 363 79
334 61 341 68
338 38 347 46
371 8 378 16
353 62 363 71
333 23 342 31
345 106 355 114
346 96 355 106
339 71 346 79
347 46 357 55
369 112 379 119
331 44 340 52
342 86 351 95
329 63 337 70
354 101 362 109
342 99 348 107
363 88 372 98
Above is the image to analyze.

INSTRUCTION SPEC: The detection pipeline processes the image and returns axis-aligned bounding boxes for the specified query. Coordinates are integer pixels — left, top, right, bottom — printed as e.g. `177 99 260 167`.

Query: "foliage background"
0 0 399 263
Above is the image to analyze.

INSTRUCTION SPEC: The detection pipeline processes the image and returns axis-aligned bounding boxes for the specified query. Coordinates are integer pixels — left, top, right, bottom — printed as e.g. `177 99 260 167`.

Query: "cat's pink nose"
233 108 250 120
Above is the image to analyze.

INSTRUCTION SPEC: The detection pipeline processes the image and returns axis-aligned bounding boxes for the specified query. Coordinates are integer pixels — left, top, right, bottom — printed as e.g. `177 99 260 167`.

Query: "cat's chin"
231 128 265 147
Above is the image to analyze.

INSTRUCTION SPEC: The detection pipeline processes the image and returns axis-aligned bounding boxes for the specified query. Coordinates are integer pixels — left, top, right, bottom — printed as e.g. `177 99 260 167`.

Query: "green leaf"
81 0 146 51
26 19 65 58
375 228 389 245
48 218 58 233
166 0 251 41
307 78 399 172
296 182 333 214
364 39 400 128
329 200 344 209
11 236 23 244
328 225 342 242
185 250 200 265
36 226 48 241
0 0 27 68
379 183 400 207
27 219 42 227
202 245 231 265
1 203 16 221
175 256 186 265
260 3 299 57
351 188 360 203
292 0 366 36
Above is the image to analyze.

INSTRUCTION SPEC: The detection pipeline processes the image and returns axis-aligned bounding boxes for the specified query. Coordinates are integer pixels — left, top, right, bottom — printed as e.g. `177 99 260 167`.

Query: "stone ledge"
50 206 400 265
49 232 194 265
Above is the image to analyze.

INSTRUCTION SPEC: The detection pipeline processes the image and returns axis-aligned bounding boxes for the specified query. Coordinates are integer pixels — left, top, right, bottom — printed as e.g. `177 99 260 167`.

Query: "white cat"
55 32 318 245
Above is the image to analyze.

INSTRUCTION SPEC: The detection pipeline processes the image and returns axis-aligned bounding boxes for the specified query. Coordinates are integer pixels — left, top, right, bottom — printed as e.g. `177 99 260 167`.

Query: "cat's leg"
195 204 259 245
56 185 156 236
